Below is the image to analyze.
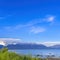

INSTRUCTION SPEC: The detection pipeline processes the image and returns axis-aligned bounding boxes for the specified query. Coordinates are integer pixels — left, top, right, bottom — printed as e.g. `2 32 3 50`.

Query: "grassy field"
0 48 60 60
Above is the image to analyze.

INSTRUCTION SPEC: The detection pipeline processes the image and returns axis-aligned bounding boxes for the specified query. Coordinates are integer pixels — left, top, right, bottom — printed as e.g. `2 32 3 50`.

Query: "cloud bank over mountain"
0 38 60 47
0 38 21 46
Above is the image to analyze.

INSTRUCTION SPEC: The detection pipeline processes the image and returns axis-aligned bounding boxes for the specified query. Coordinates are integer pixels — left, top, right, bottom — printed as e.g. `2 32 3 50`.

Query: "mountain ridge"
0 41 60 49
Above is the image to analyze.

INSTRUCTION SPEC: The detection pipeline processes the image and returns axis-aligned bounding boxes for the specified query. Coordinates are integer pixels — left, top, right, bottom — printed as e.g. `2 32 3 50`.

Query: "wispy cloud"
3 15 55 34
44 15 55 22
14 19 42 30
15 15 55 29
30 26 46 34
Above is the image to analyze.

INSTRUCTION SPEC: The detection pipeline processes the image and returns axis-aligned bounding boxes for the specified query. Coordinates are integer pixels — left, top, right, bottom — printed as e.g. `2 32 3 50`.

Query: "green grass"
0 47 47 60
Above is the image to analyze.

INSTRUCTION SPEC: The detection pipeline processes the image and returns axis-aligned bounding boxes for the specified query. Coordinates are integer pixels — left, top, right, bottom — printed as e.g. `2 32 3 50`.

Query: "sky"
0 0 60 44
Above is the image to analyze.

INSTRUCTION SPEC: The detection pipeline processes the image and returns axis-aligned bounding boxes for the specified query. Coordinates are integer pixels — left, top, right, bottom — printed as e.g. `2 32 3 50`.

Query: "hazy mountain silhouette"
0 43 60 49
7 43 47 49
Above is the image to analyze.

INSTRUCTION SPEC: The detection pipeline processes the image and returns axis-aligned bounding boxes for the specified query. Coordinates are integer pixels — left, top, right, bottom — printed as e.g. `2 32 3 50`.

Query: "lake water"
9 49 60 58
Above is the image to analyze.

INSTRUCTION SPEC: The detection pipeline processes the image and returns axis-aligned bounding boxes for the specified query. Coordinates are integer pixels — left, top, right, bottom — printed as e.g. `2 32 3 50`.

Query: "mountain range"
7 43 47 49
0 41 60 49
0 43 60 49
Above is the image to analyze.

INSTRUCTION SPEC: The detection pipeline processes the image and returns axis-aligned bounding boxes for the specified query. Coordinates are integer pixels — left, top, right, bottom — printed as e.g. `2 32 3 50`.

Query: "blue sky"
0 0 60 43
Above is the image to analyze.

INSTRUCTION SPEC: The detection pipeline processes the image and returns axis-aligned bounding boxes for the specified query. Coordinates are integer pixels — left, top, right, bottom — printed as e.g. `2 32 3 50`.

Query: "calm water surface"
9 49 60 58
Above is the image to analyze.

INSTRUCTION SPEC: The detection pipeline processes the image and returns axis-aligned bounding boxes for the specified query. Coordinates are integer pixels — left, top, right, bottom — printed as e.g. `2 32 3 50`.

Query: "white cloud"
0 38 60 47
15 15 55 29
44 15 55 22
0 38 21 45
30 26 46 34
3 15 55 34
48 16 54 22
39 42 60 47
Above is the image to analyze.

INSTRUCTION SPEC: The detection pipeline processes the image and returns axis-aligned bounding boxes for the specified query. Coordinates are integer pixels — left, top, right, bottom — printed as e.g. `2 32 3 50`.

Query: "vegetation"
0 48 59 60
0 48 44 60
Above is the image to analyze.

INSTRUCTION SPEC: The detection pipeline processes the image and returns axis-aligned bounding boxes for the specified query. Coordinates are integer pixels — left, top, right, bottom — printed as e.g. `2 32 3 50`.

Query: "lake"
9 49 60 58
